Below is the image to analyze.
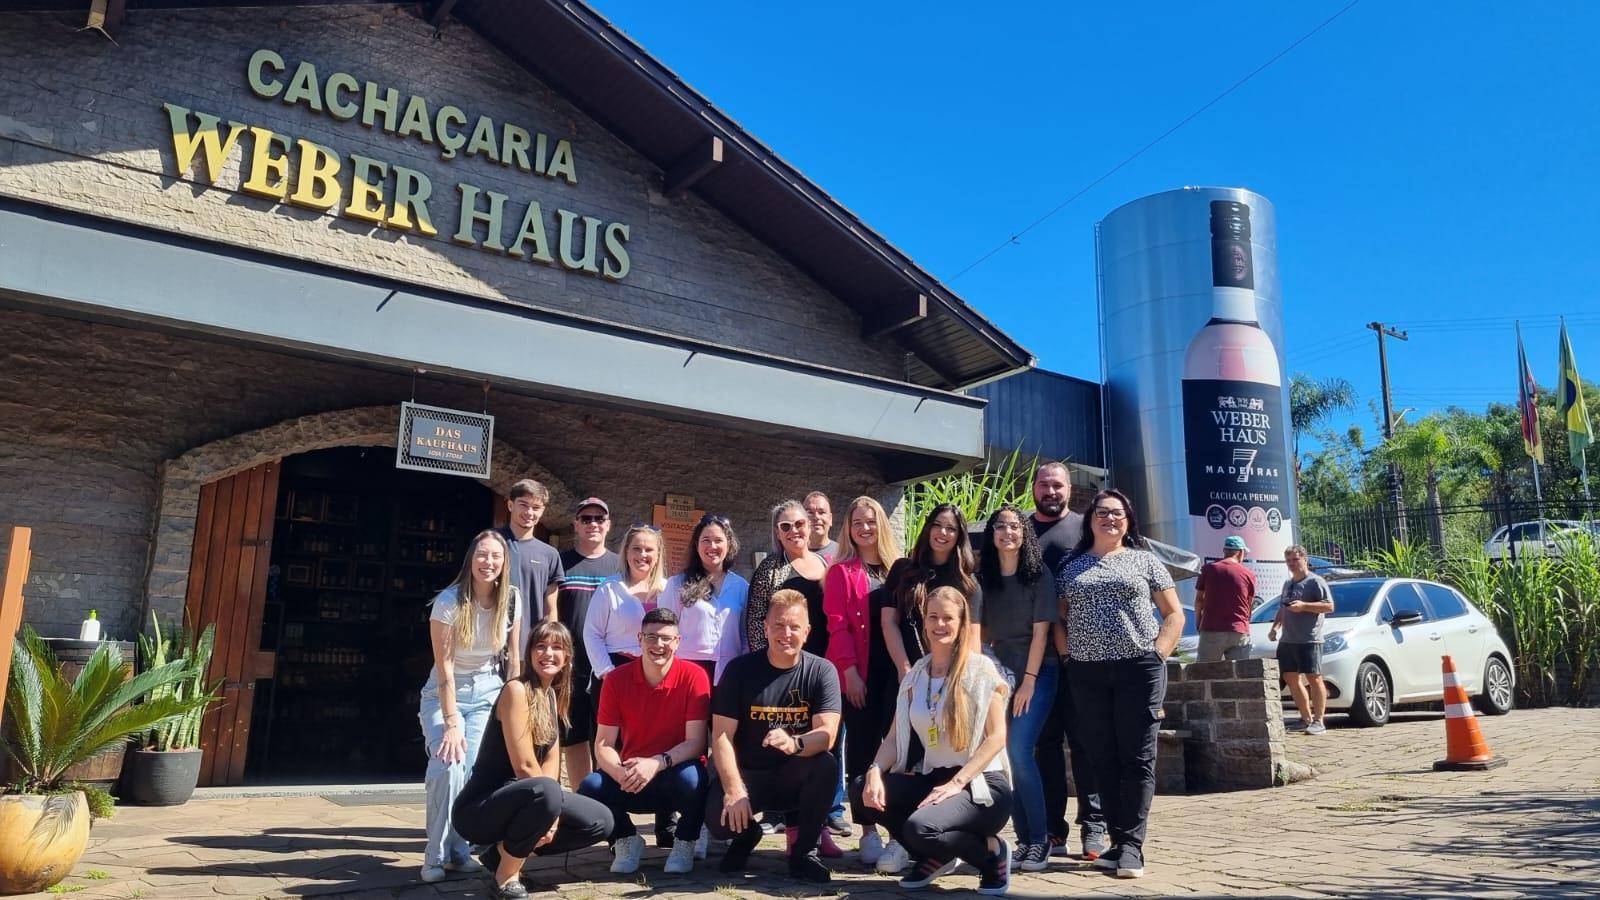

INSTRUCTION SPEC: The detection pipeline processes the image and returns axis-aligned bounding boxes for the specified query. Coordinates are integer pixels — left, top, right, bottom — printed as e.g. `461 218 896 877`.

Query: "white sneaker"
876 839 911 875
419 865 448 883
859 829 885 865
663 838 696 874
610 834 645 874
1306 720 1327 735
694 825 710 860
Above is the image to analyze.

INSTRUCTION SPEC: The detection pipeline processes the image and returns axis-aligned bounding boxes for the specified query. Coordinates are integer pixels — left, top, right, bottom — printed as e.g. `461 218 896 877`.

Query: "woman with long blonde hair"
582 524 667 682
453 621 613 898
418 530 521 883
855 586 1013 894
822 497 904 863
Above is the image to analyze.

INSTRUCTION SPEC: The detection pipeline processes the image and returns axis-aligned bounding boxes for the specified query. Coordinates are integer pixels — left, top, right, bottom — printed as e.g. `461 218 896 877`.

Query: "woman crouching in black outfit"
454 621 614 898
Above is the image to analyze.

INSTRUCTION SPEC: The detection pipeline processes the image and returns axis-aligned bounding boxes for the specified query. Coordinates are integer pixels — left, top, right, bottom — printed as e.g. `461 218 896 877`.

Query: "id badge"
926 723 939 748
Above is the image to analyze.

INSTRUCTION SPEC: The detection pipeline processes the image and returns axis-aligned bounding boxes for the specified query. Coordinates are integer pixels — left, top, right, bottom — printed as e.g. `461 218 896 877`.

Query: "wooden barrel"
44 639 137 788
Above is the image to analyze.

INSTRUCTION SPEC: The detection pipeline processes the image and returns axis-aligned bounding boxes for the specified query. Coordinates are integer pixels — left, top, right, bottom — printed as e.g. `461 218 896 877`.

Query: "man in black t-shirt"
495 479 566 651
1028 462 1107 860
707 589 841 883
557 496 619 786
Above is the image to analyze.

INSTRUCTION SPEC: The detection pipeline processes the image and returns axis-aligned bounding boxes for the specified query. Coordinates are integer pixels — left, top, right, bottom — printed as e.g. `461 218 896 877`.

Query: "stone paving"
60 707 1600 899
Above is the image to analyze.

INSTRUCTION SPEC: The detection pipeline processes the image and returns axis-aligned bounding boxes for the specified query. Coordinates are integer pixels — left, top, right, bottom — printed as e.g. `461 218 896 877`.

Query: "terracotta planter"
121 748 203 806
0 792 90 895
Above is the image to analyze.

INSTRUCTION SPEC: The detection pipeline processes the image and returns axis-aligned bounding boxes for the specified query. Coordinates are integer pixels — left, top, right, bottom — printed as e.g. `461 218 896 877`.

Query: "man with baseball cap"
558 496 618 785
1193 535 1257 663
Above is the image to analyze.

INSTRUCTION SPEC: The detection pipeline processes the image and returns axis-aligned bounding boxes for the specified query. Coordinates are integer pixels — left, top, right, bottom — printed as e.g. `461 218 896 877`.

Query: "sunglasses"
777 520 809 533
699 513 731 526
576 514 608 525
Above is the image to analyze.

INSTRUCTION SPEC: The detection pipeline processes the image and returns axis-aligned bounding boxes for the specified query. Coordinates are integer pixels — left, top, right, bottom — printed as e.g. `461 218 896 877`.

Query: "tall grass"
903 449 1039 547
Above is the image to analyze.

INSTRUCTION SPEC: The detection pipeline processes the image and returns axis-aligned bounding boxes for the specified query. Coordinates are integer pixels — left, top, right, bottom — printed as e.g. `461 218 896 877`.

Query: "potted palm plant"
122 616 221 806
1 626 202 894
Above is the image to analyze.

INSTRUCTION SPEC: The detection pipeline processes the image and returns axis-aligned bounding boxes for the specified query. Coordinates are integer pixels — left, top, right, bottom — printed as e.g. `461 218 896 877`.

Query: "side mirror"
1391 610 1424 627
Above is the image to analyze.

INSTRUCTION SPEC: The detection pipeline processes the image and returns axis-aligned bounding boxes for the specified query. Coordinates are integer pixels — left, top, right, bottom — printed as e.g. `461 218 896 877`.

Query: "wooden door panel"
184 461 279 786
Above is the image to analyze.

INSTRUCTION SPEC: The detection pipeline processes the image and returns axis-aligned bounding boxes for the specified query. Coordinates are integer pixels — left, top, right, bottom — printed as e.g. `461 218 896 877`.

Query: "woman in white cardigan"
855 586 1013 895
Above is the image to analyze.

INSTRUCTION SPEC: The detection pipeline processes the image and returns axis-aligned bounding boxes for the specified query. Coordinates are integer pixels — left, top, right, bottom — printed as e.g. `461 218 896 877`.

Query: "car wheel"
1475 656 1515 716
1349 660 1391 727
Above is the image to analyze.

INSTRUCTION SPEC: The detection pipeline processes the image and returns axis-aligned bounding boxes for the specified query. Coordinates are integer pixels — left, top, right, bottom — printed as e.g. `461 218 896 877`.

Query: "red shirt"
597 657 710 759
1196 559 1256 634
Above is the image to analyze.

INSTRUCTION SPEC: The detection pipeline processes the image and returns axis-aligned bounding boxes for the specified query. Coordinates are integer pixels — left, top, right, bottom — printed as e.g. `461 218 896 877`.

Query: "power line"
947 0 1363 282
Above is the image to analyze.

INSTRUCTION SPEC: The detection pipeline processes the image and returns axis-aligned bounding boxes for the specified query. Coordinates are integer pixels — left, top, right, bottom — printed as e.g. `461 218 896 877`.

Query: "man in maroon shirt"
1193 535 1258 662
578 608 711 875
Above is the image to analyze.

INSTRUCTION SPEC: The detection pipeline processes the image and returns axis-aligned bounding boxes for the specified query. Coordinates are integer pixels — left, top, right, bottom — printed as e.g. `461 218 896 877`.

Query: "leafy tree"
1289 373 1357 486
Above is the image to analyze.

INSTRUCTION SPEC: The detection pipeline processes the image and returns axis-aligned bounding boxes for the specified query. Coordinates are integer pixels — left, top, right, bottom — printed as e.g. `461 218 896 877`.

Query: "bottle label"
1181 378 1292 582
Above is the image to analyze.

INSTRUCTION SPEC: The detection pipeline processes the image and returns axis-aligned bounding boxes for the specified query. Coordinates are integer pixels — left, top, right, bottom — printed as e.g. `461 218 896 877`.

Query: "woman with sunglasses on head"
452 621 614 899
1054 489 1183 881
822 497 903 864
582 523 667 686
978 504 1059 873
661 514 750 686
418 530 521 884
854 586 1013 895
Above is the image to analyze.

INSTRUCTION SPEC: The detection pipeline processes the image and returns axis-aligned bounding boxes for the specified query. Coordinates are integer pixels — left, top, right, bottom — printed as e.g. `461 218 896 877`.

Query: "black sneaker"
788 849 833 883
1046 833 1069 857
1092 844 1122 871
977 836 1011 896
898 856 958 889
825 814 851 837
718 828 761 873
490 876 530 899
1115 844 1145 879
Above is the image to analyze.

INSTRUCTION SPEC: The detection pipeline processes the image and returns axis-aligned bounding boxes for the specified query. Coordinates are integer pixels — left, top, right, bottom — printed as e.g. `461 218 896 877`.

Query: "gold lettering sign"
161 49 631 282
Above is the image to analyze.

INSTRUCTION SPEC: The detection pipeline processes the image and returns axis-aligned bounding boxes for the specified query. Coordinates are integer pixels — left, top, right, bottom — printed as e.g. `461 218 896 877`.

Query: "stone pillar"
1162 658 1292 791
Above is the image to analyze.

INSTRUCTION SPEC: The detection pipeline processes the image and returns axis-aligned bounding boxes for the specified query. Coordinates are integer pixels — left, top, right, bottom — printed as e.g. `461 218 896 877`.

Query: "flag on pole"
1558 319 1592 482
1517 323 1544 464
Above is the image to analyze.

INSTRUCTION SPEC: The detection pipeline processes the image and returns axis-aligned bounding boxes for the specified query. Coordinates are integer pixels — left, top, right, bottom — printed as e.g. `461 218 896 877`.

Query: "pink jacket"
824 557 873 681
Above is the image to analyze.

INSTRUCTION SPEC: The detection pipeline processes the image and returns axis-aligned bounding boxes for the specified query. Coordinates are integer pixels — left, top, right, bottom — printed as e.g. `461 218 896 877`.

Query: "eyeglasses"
777 520 808 533
1093 508 1128 520
639 633 679 645
576 514 608 525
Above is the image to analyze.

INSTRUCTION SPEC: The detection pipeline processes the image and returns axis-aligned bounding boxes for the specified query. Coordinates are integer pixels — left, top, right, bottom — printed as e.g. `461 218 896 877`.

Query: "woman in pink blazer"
824 496 904 865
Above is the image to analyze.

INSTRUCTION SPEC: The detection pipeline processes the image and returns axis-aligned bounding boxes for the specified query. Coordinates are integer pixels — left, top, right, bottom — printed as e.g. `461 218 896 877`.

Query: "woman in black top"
745 499 830 657
879 504 982 683
453 621 614 899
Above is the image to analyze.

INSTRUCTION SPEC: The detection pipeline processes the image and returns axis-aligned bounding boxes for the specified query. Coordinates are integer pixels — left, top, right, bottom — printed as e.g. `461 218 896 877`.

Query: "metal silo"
1097 187 1296 600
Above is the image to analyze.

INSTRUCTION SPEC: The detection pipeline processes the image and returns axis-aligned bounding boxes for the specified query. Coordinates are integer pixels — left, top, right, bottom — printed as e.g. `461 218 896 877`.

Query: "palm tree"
1290 374 1358 486
1378 416 1450 551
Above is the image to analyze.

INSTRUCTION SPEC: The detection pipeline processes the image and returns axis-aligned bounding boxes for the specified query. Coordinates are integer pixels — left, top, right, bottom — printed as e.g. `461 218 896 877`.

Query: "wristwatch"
657 752 672 768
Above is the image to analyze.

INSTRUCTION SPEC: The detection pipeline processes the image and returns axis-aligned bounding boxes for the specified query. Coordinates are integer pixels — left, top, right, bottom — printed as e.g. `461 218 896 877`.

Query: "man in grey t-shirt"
1269 546 1333 734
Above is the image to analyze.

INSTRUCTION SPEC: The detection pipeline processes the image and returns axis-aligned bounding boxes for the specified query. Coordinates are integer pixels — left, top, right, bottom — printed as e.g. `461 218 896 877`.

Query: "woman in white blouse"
582 523 666 681
856 586 1012 895
660 513 750 685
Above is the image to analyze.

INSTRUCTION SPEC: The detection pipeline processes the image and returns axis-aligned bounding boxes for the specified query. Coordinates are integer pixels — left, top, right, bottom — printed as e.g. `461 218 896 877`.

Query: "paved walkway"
63 707 1600 898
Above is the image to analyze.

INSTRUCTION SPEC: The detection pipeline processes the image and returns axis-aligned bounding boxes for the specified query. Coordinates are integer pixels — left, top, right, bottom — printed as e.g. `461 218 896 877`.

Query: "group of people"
411 466 1326 898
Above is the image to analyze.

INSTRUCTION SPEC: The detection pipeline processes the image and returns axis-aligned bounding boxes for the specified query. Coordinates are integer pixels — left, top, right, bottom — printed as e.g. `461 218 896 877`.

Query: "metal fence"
1299 499 1600 562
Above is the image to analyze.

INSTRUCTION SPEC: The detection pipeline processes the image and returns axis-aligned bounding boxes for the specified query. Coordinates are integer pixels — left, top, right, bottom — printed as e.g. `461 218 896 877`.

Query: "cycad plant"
136 616 222 751
5 626 206 795
903 449 1040 546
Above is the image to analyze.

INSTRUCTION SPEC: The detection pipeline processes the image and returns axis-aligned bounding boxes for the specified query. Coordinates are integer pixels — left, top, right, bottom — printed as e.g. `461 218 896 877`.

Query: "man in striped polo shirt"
559 496 619 784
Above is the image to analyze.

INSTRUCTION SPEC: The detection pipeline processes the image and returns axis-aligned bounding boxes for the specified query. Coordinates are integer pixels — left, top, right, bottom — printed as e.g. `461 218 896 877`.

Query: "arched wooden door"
184 461 279 786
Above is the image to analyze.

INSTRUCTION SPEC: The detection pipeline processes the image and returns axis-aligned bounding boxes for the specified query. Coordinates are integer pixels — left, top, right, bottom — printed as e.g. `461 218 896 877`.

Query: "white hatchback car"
1247 578 1515 726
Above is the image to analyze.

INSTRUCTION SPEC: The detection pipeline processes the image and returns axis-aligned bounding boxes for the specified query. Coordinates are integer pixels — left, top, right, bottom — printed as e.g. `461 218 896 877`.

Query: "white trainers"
610 834 645 874
694 825 710 860
664 837 696 874
859 829 885 865
876 839 911 875
419 865 448 883
1306 719 1327 735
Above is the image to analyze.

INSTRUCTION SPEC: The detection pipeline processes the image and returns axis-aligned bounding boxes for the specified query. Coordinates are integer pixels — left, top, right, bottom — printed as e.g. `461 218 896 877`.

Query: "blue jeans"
576 761 709 842
419 670 502 867
1005 662 1058 846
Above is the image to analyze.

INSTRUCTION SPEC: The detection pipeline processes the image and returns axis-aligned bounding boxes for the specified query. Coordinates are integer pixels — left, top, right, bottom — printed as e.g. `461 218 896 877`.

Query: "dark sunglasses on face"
777 520 808 533
577 514 608 525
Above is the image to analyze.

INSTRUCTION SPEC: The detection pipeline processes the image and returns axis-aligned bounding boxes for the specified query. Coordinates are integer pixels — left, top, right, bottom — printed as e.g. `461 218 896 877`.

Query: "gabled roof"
3 0 1035 389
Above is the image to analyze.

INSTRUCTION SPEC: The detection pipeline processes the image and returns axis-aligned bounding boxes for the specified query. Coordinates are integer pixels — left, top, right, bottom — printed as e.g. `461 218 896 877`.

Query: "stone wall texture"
0 308 900 639
0 5 908 379
1163 658 1291 791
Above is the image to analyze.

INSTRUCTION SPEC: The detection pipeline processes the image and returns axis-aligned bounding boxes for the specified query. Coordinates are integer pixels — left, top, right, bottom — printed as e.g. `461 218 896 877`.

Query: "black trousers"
705 752 839 857
1067 654 1166 851
452 776 614 859
1038 661 1105 837
849 769 1011 867
842 677 894 822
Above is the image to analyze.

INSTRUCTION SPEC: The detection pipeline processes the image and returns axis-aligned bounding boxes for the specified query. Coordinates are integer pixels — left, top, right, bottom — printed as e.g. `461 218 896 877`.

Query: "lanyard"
924 671 944 748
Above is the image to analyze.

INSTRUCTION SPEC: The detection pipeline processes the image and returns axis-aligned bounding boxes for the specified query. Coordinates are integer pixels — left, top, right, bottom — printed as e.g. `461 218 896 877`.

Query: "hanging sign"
396 401 494 479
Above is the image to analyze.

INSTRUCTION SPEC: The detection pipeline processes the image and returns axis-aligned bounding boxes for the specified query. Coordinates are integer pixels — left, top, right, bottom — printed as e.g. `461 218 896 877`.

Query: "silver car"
1247 577 1515 726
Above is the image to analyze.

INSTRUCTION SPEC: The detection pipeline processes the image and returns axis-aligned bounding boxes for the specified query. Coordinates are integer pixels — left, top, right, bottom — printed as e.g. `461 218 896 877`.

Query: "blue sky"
598 0 1600 440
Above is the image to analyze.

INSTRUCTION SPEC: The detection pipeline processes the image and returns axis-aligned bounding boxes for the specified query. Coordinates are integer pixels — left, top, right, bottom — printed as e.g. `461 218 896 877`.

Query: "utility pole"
1369 321 1410 544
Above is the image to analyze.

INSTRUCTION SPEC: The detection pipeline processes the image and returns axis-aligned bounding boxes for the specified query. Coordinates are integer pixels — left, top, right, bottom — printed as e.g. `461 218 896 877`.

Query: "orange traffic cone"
1433 654 1507 772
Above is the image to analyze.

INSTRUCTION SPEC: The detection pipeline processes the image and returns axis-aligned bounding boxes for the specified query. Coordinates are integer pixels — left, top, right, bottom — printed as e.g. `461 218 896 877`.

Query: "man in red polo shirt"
577 607 711 875
1194 535 1258 662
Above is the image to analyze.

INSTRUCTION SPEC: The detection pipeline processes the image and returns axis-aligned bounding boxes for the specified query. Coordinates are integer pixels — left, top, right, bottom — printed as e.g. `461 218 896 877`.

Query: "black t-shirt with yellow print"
712 650 841 771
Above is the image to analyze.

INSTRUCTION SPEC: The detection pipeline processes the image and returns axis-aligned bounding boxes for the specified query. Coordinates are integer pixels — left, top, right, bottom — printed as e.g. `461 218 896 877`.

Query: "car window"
1418 583 1467 619
1381 583 1429 622
1328 581 1381 617
1509 523 1536 541
1250 597 1279 625
1488 526 1508 543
